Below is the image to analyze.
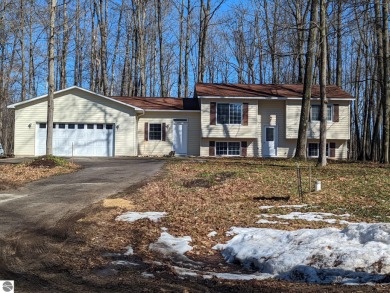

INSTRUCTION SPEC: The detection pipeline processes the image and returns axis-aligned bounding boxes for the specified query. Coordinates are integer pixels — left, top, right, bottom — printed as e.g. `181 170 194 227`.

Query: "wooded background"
0 0 389 162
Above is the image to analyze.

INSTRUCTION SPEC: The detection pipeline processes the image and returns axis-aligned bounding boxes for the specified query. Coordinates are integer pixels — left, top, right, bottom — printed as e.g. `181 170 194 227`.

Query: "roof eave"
7 86 144 112
198 95 354 101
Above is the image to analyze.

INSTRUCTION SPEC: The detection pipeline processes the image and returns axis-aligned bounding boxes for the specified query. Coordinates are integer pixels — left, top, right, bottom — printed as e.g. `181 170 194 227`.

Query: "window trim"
311 104 333 122
215 141 241 156
307 142 329 158
149 123 162 141
216 103 243 125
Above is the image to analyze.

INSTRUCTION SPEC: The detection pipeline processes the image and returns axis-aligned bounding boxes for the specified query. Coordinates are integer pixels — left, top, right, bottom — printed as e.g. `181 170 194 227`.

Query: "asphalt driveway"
0 157 164 236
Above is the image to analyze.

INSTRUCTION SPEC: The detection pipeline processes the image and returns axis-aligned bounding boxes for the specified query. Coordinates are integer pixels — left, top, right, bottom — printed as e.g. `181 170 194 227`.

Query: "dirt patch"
102 198 136 210
29 158 57 168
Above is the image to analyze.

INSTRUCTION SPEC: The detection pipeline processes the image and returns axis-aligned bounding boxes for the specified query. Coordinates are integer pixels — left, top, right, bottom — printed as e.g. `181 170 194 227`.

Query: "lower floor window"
308 143 329 157
216 142 240 156
149 123 162 140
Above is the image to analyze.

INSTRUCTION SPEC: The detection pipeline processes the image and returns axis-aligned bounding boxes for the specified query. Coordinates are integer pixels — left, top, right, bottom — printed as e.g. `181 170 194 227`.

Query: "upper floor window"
217 103 242 124
311 105 332 121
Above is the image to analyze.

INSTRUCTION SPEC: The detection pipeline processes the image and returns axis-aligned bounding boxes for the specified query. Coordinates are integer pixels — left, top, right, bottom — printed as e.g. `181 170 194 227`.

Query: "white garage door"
36 123 114 157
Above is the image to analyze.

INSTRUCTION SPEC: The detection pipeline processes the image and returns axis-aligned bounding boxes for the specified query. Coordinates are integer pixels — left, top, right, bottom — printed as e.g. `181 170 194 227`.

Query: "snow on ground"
116 211 167 222
214 223 390 284
258 212 351 224
149 232 192 256
124 245 134 256
173 266 273 281
207 231 218 237
256 219 288 225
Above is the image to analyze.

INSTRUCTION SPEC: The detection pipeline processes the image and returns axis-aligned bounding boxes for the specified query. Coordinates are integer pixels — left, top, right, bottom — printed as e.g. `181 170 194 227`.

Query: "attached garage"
8 87 143 157
35 123 115 156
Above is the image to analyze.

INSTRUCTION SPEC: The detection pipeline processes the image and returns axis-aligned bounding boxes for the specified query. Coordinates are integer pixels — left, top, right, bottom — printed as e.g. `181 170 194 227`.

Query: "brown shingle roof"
195 83 354 99
110 96 200 110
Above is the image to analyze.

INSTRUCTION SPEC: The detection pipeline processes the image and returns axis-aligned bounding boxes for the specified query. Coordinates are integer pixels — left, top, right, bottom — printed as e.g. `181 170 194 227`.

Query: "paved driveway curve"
0 157 164 236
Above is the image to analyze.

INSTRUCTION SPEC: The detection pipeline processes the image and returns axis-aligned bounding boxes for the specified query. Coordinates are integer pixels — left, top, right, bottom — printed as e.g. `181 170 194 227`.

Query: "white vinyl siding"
286 100 350 140
13 88 137 157
138 112 200 156
201 98 257 138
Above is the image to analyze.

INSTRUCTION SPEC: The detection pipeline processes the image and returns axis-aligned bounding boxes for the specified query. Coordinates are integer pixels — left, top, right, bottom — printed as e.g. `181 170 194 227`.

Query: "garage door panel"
36 123 114 157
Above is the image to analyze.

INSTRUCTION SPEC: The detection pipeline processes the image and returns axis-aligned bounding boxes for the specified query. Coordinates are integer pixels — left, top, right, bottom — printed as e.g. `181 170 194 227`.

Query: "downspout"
136 109 145 156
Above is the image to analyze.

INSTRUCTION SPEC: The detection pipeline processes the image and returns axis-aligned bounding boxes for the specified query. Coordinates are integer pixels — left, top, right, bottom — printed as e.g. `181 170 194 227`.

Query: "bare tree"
295 0 319 159
382 0 390 163
46 0 56 155
318 0 327 167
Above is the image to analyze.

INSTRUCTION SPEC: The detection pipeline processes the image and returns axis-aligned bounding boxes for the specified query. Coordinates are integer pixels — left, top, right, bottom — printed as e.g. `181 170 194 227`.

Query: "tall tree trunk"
295 0 319 159
60 0 69 89
382 0 390 163
20 0 26 101
109 0 124 95
46 0 56 156
184 0 191 97
318 0 327 167
74 0 80 86
372 0 384 161
177 0 184 97
95 0 109 95
156 0 166 97
335 0 342 87
197 0 210 83
28 0 36 98
90 1 96 92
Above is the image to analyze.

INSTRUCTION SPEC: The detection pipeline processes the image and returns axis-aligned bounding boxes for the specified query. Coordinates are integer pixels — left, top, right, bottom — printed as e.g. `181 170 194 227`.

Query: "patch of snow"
207 231 217 237
173 266 272 281
214 224 390 284
111 260 139 267
141 272 155 278
149 232 192 256
259 205 275 210
174 266 199 277
116 212 167 222
210 272 273 281
124 246 134 256
258 212 350 224
259 204 308 210
256 219 288 225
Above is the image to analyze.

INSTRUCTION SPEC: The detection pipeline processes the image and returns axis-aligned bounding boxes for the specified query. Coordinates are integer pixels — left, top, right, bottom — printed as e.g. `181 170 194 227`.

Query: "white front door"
263 126 277 157
173 120 188 155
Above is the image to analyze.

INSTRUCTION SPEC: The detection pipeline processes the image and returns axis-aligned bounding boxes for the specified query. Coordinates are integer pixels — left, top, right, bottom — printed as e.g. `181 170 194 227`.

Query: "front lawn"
0 156 79 190
80 158 390 261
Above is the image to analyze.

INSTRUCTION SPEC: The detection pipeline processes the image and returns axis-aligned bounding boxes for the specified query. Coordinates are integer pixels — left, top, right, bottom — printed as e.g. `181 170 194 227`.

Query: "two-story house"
8 83 353 159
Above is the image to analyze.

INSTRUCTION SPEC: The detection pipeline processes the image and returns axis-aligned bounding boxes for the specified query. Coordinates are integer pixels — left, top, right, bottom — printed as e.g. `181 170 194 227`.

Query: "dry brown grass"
0 161 79 190
86 158 390 259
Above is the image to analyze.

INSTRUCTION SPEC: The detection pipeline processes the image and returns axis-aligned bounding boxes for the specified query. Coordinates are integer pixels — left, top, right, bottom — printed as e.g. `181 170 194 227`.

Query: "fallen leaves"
0 161 79 190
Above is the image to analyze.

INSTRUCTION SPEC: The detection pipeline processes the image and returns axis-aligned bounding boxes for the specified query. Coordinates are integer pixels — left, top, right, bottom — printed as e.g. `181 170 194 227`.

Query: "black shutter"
144 123 149 141
162 123 166 141
241 141 248 157
243 103 248 126
330 142 336 158
333 104 339 122
209 141 215 156
210 102 216 125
